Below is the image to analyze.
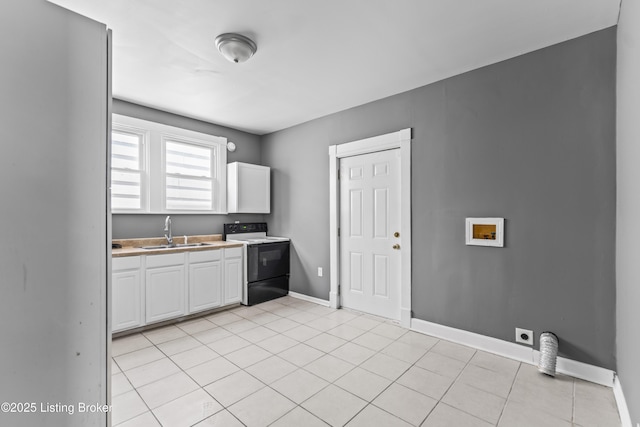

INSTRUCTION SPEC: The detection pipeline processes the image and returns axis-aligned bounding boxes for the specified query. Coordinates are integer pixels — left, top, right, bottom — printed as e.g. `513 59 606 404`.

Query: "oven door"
247 241 290 282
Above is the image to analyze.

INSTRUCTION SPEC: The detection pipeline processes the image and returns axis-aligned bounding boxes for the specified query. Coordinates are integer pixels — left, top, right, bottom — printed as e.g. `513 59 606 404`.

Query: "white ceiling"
50 0 620 135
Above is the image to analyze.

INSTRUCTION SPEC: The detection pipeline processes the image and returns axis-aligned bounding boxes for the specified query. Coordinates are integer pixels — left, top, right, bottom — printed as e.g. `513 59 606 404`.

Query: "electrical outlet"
318 267 323 277
516 328 534 345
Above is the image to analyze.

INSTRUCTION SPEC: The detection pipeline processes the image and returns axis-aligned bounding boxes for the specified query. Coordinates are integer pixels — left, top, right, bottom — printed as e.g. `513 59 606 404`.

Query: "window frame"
111 114 227 214
161 134 218 212
110 123 149 213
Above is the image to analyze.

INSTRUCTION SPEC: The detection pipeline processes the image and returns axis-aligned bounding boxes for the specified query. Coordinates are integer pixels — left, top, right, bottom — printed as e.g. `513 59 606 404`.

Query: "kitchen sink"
140 244 174 249
140 242 212 249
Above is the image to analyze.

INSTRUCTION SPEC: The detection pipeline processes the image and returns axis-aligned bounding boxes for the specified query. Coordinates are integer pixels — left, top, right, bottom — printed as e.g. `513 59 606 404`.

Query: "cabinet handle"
392 244 400 250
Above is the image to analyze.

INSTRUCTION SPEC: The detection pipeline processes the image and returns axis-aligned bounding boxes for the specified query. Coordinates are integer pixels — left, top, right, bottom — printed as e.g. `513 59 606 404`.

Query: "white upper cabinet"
227 162 270 213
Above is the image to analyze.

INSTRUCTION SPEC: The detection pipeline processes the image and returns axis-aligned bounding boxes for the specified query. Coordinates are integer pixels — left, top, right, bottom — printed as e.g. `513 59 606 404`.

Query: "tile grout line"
239 306 365 425
113 298 614 427
113 340 175 426
118 316 265 423
255 308 388 425
162 301 348 424
368 331 439 426
427 346 500 425
118 306 413 425
495 361 523 426
337 338 415 426
122 310 382 419
280 322 413 427
343 328 450 426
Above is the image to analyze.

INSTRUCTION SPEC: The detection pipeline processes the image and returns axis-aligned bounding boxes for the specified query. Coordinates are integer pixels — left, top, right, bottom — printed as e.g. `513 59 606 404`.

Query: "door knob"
394 232 400 238
392 244 400 250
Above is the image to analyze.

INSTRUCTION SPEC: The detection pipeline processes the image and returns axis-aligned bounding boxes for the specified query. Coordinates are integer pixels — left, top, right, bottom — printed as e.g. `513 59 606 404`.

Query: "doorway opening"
328 128 412 327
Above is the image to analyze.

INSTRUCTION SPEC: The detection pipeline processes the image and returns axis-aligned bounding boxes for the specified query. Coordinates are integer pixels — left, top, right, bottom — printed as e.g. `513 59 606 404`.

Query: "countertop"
112 234 243 258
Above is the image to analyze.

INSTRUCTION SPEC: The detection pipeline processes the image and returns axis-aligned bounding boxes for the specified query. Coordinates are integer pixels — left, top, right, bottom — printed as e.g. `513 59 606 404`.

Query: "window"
164 138 214 211
110 126 146 211
111 115 227 214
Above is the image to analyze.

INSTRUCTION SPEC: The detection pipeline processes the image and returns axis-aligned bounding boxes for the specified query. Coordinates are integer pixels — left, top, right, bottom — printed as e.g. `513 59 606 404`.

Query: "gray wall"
617 1 640 423
112 100 265 238
262 28 617 369
1 1 108 425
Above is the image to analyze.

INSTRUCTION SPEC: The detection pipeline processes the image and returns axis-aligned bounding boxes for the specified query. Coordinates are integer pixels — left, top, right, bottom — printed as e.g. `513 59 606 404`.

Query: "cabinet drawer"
146 252 185 268
224 247 243 258
113 256 141 271
189 249 221 263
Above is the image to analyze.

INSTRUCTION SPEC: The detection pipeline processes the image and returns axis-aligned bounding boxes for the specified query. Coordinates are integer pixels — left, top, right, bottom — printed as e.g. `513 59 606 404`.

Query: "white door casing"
329 128 412 327
340 149 401 319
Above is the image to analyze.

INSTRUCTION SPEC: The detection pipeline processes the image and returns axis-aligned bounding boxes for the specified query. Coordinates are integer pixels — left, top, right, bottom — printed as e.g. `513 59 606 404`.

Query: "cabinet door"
227 162 270 213
146 265 186 324
224 255 243 305
189 260 222 313
112 269 143 332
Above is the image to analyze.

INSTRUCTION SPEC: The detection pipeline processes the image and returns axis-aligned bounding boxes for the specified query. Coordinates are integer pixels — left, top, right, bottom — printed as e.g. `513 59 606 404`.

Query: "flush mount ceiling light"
215 33 257 64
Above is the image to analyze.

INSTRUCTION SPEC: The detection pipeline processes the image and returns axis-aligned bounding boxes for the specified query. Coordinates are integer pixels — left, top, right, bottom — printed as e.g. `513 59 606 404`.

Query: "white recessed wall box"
465 217 504 247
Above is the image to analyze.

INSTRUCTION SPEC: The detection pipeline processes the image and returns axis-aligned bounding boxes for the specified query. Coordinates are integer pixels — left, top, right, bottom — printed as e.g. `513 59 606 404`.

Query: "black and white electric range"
223 223 290 306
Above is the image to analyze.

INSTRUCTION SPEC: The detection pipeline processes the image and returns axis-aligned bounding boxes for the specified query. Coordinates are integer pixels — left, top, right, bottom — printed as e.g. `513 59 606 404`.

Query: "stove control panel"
223 222 268 239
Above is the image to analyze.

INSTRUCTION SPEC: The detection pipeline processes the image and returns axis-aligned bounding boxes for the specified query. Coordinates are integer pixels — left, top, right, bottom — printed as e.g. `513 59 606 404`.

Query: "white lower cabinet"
223 247 243 305
145 253 187 324
112 256 143 333
112 247 243 332
189 250 223 313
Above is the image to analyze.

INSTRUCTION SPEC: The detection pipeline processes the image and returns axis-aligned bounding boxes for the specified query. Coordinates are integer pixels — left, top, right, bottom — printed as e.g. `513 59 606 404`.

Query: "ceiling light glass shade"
215 33 257 63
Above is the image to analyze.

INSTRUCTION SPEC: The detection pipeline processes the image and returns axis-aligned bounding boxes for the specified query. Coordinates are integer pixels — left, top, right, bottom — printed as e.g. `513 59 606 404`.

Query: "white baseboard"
532 349 615 387
614 375 633 427
288 291 331 307
411 318 534 363
410 318 615 387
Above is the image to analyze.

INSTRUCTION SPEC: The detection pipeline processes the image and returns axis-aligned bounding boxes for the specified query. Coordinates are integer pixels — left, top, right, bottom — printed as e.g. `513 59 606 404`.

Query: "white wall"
0 1 109 426
617 0 640 423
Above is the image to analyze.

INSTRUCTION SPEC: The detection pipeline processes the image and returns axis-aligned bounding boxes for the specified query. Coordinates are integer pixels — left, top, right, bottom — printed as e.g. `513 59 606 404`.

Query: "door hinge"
337 284 340 295
337 168 340 180
338 227 340 237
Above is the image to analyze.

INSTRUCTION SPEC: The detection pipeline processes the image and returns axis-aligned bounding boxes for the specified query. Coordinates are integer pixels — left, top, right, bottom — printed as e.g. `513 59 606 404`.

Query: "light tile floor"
111 296 621 427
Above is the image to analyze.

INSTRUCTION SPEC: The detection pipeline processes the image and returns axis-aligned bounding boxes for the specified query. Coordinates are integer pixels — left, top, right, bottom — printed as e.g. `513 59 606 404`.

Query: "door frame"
328 128 412 327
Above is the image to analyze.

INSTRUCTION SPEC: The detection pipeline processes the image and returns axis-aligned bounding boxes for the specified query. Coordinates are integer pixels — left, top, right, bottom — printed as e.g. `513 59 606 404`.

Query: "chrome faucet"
164 216 174 246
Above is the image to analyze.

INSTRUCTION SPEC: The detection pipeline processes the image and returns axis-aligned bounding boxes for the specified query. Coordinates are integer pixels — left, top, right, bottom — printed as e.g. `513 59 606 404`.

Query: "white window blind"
164 139 215 211
111 129 144 210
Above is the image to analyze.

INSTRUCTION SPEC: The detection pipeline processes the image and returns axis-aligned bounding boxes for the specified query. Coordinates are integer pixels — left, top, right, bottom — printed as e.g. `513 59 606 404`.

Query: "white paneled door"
340 149 401 320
